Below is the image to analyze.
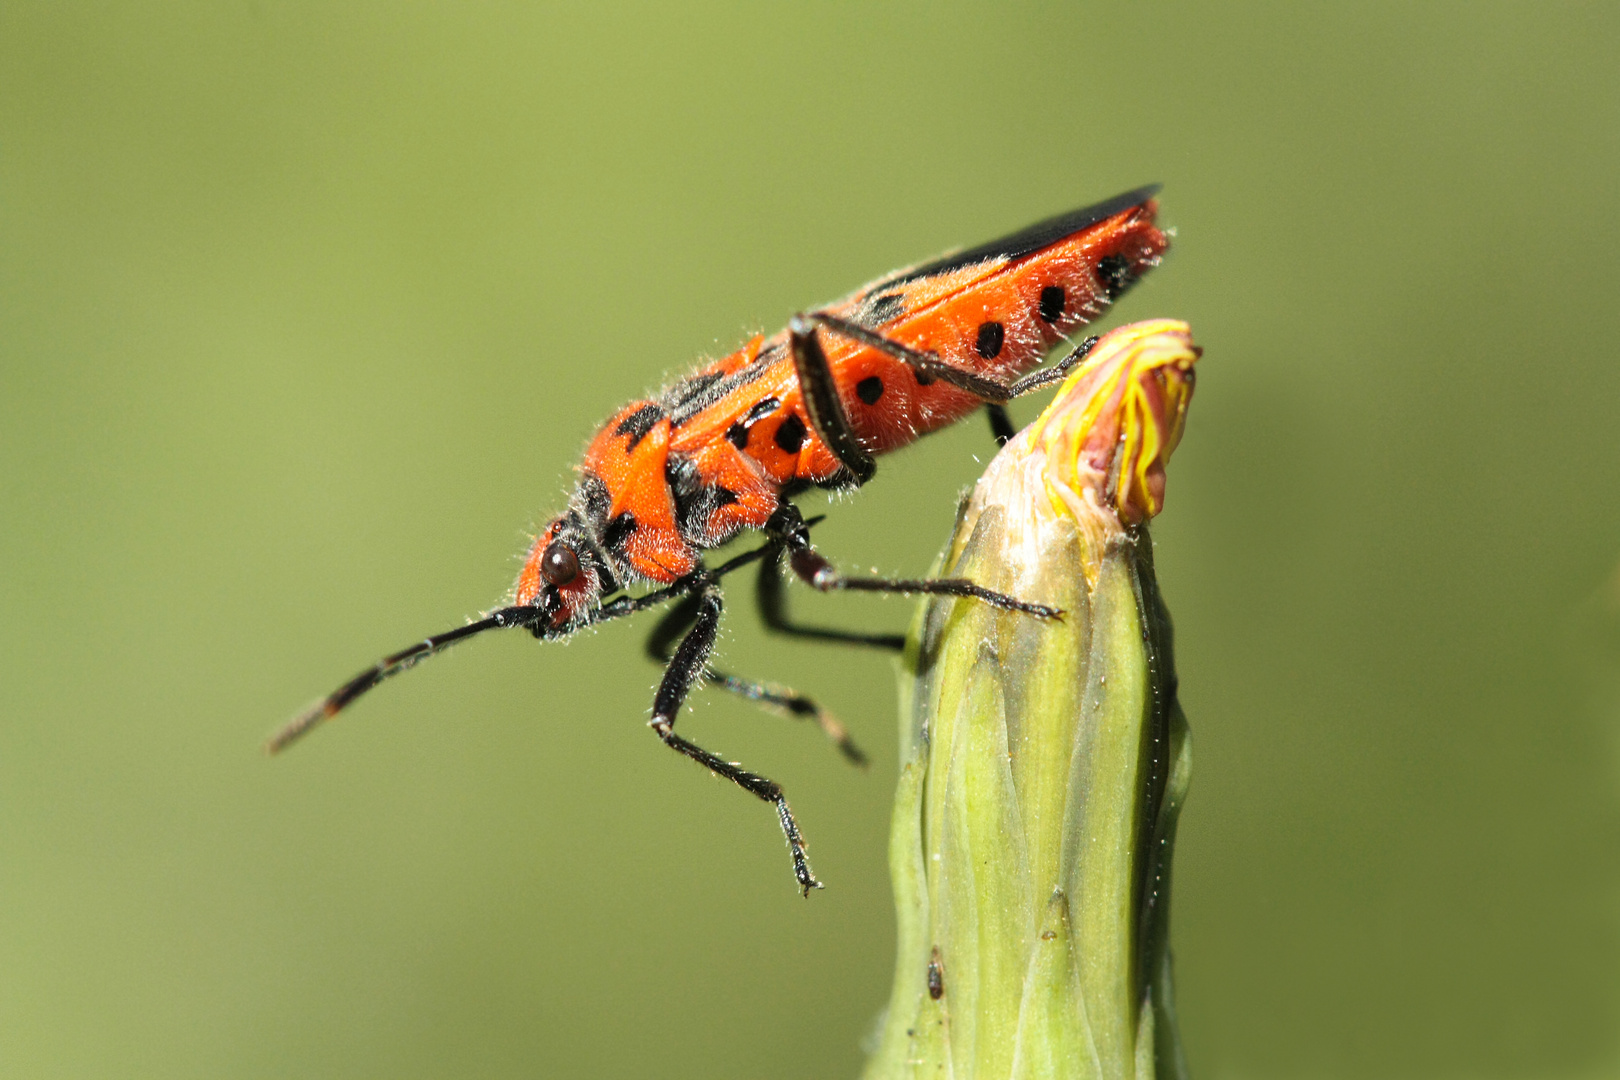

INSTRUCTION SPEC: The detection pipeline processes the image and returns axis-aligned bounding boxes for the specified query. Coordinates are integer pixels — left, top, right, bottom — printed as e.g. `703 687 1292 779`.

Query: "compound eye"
540 541 581 586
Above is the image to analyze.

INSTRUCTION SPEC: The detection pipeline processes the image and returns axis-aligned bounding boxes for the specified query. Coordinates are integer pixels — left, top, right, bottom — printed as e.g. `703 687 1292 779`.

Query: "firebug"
272 186 1170 895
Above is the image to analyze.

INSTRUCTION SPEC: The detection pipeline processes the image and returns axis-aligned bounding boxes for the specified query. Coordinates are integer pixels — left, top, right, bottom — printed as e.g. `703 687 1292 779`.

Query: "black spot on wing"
975 321 1004 359
856 376 883 405
664 455 702 536
1038 285 1065 323
577 473 611 527
851 291 905 329
665 452 742 546
614 404 665 450
774 413 806 454
660 371 724 411
724 396 780 450
668 359 781 428
875 184 1160 289
744 396 780 425
1096 253 1134 300
602 511 637 554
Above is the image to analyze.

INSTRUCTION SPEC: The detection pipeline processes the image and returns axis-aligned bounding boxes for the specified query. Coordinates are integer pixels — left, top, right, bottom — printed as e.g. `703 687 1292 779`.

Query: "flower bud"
865 320 1200 1080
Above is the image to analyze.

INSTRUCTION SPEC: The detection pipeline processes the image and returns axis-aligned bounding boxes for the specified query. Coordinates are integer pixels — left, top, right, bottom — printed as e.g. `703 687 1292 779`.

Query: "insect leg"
985 404 1017 446
649 585 822 895
645 588 708 665
756 544 906 652
787 316 876 484
703 670 866 767
805 312 1099 404
644 589 866 766
987 337 1099 445
595 536 784 623
1002 334 1100 396
802 312 1011 399
766 501 1063 619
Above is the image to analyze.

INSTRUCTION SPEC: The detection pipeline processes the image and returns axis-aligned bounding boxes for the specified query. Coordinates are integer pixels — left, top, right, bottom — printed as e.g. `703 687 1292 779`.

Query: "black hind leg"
646 589 866 766
646 586 822 895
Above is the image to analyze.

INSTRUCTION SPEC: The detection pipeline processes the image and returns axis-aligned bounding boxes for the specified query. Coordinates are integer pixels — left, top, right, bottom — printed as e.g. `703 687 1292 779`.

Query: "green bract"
864 321 1200 1080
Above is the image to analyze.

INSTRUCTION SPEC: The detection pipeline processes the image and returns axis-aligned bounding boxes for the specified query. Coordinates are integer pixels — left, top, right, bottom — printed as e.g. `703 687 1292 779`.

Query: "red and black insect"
271 186 1169 895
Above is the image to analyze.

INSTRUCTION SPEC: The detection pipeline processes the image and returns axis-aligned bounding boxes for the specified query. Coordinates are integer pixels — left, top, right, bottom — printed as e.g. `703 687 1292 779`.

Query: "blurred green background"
3 3 1618 1077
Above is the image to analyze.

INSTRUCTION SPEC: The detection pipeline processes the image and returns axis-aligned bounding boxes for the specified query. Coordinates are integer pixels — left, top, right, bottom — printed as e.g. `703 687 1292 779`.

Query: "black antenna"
265 606 542 754
266 534 798 755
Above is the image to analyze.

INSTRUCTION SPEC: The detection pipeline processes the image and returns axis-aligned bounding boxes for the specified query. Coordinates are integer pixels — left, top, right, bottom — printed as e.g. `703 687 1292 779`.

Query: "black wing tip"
1108 184 1162 216
1018 183 1164 242
880 183 1164 288
1118 182 1163 203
